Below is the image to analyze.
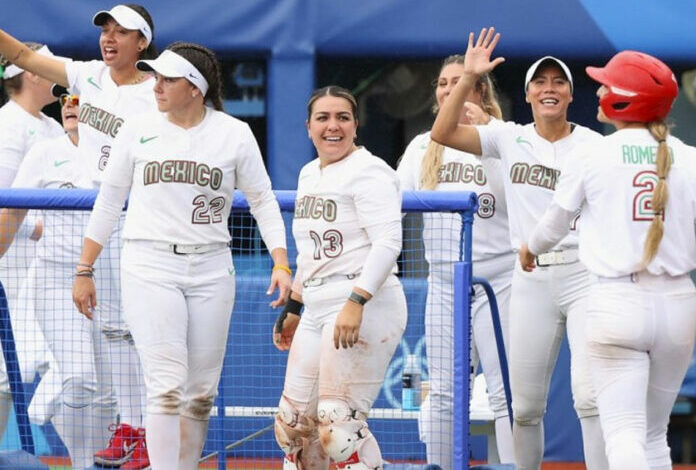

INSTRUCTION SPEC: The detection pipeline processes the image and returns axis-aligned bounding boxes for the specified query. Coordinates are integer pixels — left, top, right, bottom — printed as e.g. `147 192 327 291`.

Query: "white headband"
93 5 152 46
3 45 56 79
137 50 209 95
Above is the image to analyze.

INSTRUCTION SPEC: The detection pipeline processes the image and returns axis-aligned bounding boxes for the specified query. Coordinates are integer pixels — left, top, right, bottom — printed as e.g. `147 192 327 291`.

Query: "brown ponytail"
641 120 671 265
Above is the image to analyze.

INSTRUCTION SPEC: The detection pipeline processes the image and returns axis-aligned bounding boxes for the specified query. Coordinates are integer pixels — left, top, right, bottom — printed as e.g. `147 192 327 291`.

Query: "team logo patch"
515 135 532 148
87 76 102 90
139 135 158 144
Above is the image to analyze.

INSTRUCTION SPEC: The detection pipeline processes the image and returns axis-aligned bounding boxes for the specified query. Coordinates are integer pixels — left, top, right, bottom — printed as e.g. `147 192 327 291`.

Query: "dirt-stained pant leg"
310 276 407 469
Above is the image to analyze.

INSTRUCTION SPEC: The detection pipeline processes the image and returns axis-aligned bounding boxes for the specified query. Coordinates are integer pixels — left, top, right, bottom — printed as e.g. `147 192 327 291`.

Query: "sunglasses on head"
59 94 79 107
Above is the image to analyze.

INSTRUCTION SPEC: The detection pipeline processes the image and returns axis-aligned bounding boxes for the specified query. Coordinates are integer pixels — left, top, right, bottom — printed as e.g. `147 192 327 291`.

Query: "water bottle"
401 354 422 410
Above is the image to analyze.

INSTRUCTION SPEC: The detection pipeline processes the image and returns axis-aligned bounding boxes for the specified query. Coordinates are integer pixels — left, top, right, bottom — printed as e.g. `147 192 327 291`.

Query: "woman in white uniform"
0 6 158 467
520 50 694 470
73 42 291 470
0 92 117 469
430 28 608 470
272 85 407 470
0 41 63 446
397 54 514 467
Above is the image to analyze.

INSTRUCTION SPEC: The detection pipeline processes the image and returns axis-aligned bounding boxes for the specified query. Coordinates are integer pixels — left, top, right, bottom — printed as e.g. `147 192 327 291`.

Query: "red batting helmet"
586 50 678 123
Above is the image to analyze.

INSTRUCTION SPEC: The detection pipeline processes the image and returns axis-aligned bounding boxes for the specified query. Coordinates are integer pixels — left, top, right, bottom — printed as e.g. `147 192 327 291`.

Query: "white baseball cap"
137 50 209 95
93 5 152 46
2 45 68 79
524 56 573 93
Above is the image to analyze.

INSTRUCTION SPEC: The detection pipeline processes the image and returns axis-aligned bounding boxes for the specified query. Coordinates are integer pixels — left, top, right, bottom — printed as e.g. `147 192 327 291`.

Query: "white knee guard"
275 396 325 469
317 398 382 469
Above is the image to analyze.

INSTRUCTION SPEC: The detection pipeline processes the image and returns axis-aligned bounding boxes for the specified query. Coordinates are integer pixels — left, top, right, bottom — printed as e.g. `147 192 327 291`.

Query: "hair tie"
657 139 666 143
659 177 666 180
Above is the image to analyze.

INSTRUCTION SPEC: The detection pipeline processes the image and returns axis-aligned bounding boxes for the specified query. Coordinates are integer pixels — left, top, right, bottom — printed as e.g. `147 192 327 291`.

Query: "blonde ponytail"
641 120 671 265
420 140 444 190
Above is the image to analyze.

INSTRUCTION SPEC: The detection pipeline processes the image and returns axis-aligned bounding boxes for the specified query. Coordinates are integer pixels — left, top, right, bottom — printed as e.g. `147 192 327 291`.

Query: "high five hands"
464 27 505 77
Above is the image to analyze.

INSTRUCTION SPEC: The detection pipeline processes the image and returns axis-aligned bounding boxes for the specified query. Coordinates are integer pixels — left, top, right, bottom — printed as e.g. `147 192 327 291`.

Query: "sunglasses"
59 94 79 107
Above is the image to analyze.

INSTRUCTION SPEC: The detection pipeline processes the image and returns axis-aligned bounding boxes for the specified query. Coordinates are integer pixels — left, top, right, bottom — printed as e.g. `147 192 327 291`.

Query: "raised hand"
464 27 505 77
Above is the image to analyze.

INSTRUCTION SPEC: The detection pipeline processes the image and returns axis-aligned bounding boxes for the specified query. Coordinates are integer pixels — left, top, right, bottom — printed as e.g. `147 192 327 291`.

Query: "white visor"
137 50 209 95
524 55 573 93
3 45 69 80
93 5 152 46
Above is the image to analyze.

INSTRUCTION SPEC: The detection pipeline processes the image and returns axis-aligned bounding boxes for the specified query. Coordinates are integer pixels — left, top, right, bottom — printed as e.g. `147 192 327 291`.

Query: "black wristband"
274 298 304 336
283 298 304 316
348 291 368 305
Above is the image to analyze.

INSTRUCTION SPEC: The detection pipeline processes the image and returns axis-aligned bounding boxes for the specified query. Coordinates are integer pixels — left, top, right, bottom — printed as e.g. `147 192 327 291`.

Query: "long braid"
641 120 671 265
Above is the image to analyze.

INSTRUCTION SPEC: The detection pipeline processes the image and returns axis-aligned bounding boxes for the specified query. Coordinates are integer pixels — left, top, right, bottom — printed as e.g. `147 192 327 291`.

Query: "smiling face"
307 95 358 167
99 18 146 70
525 63 572 122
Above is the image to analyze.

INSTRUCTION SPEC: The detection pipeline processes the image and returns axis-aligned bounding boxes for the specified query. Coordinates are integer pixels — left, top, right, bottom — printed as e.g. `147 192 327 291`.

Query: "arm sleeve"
84 182 130 246
476 121 507 161
552 148 588 212
352 165 403 294
0 123 25 184
64 60 92 95
235 124 287 251
528 203 575 255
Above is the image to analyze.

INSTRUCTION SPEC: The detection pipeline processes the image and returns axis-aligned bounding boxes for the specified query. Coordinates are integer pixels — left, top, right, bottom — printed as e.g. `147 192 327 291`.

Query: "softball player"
521 51 693 470
272 86 406 470
431 28 608 470
0 92 120 469
73 43 290 470
397 55 514 468
0 42 64 444
0 6 158 466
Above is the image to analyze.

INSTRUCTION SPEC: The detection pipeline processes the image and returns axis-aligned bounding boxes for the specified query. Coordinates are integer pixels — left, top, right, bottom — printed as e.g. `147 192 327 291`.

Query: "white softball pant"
587 273 696 470
120 241 236 420
281 275 407 418
510 259 607 470
419 252 515 468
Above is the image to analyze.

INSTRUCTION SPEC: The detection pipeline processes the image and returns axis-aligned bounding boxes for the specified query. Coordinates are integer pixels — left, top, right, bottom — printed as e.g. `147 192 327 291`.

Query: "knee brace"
317 398 382 469
275 396 324 469
182 394 215 421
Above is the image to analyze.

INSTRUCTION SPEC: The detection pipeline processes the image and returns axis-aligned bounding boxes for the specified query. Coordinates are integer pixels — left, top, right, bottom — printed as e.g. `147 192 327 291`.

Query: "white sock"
494 416 515 464
0 394 12 442
178 416 209 470
110 339 146 427
513 421 544 470
580 415 609 470
147 413 180 470
52 403 94 470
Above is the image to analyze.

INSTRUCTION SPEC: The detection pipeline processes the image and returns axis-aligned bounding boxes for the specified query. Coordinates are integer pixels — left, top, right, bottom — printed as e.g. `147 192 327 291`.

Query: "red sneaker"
121 428 150 470
94 423 140 466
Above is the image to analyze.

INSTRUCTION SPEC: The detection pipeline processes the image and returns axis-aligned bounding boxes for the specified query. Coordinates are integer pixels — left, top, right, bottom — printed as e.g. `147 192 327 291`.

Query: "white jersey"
293 147 401 287
0 100 64 185
101 108 286 249
397 130 511 263
65 60 157 185
553 128 696 277
477 121 601 250
12 134 93 262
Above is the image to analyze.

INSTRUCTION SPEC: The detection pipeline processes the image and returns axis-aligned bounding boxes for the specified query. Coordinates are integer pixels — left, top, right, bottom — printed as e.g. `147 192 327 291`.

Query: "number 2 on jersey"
309 230 344 259
192 194 226 224
632 170 663 221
